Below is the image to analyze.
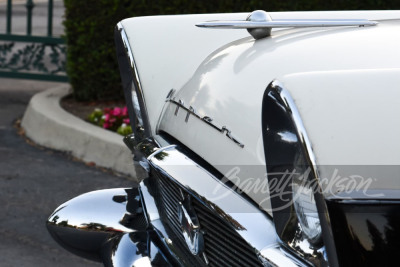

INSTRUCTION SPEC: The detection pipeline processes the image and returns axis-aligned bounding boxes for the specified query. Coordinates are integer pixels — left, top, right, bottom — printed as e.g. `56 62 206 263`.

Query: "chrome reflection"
46 188 147 262
99 128 310 266
260 246 304 267
140 144 308 266
326 199 400 266
177 194 205 255
103 233 165 267
148 146 276 251
122 136 167 175
262 80 337 267
115 23 151 140
196 10 377 40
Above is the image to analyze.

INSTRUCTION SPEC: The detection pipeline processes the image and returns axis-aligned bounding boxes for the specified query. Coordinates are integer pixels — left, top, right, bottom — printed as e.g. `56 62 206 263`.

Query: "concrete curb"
21 85 137 179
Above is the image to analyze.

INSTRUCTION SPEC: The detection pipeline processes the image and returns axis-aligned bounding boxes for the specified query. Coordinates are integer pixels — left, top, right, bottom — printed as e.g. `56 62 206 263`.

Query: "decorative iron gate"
0 0 67 82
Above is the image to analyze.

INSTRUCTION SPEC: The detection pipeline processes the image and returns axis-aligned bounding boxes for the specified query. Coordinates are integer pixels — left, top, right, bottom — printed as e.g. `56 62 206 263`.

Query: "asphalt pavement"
1 3 135 266
0 78 135 266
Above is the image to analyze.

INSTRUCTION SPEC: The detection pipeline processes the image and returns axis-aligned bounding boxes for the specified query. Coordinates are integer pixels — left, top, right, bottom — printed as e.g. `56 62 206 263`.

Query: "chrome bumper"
47 137 307 267
46 187 170 266
137 140 306 267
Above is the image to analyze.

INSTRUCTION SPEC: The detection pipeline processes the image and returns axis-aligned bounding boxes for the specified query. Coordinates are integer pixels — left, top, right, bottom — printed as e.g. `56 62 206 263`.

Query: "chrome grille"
157 174 263 267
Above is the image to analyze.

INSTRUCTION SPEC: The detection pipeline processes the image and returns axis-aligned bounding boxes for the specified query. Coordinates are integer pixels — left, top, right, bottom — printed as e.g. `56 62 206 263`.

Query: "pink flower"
112 107 122 117
123 118 130 124
103 122 110 129
104 113 110 122
122 106 128 116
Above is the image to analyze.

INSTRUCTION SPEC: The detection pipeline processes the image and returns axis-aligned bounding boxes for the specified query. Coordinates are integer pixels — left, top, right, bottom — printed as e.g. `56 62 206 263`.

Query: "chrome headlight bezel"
262 80 338 267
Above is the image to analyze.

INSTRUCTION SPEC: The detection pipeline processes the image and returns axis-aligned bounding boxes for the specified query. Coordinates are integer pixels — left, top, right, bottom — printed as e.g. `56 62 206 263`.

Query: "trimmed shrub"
64 0 398 101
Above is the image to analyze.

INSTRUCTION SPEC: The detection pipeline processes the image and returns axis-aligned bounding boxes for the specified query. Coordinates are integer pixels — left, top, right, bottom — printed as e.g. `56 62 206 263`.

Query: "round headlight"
292 175 322 245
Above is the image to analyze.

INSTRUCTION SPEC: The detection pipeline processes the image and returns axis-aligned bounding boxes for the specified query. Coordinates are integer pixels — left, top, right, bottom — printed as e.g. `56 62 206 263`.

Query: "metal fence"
0 0 67 82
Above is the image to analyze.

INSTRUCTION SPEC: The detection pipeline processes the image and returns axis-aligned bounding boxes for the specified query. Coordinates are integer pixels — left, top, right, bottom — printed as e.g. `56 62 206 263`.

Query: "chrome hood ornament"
196 10 378 39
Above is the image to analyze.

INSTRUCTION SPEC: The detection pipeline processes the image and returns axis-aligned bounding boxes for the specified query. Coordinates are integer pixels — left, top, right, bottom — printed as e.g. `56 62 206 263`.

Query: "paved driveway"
0 79 135 266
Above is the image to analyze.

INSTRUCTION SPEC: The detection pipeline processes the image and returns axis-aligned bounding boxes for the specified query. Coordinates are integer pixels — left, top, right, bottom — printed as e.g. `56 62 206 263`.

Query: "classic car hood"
121 11 400 136
282 69 400 197
158 18 400 205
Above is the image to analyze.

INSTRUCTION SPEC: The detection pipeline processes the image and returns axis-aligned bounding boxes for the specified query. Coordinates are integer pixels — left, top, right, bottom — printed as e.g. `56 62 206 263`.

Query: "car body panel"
157 18 400 205
282 70 400 197
120 13 249 136
120 11 400 136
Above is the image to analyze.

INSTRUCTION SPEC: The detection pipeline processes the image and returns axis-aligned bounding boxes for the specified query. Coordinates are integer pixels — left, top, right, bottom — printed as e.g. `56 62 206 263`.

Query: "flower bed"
88 106 132 136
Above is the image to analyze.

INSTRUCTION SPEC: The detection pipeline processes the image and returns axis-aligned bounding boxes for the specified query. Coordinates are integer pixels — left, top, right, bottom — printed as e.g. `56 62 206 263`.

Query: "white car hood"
283 70 400 197
158 19 400 206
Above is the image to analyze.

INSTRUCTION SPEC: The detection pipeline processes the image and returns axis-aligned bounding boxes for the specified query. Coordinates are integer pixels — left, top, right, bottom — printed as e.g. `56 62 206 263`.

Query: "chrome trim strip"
116 23 151 137
147 144 177 160
196 19 378 28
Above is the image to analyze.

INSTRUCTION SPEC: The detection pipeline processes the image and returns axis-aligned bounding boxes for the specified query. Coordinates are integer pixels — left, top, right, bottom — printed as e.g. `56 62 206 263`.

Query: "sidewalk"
20 84 138 179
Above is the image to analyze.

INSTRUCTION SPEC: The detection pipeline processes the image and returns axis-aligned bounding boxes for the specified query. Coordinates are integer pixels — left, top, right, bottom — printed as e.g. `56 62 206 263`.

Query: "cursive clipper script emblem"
169 97 245 148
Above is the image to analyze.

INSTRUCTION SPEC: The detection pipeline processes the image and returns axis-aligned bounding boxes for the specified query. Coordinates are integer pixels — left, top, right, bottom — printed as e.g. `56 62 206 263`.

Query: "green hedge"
64 0 399 101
